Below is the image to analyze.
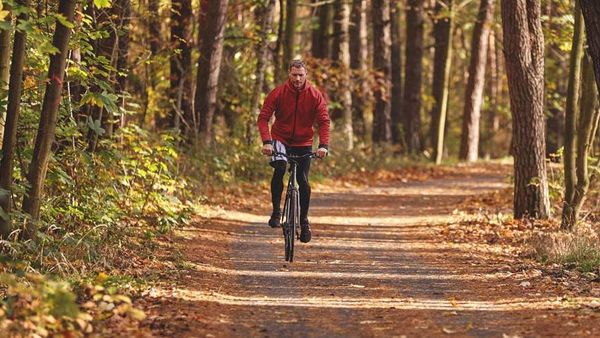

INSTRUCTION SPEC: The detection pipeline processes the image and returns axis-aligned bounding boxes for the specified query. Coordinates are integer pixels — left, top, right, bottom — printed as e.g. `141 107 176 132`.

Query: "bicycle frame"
273 151 317 262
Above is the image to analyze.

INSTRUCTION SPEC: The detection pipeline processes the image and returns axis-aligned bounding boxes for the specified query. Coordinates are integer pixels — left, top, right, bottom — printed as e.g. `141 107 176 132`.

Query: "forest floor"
136 162 600 337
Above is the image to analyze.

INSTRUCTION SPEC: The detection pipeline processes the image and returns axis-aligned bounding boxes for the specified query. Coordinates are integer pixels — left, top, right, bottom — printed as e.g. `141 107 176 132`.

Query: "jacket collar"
285 79 310 93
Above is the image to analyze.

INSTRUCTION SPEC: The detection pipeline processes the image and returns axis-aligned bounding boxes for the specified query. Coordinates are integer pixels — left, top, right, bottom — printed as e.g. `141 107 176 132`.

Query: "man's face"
288 66 307 90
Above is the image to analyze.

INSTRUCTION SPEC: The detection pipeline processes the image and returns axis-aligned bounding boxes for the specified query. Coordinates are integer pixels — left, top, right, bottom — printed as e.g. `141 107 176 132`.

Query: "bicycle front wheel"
285 189 299 262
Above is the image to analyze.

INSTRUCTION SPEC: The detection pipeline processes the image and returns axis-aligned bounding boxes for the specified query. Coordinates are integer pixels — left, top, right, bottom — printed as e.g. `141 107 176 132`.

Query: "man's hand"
262 143 274 156
316 147 328 158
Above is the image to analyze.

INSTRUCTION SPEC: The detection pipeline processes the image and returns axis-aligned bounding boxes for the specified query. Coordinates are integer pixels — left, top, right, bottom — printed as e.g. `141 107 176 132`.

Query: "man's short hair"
288 59 307 72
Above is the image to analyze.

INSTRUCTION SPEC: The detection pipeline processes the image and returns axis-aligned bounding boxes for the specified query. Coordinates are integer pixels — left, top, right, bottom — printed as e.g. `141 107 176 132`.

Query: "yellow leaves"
0 2 9 21
95 271 108 284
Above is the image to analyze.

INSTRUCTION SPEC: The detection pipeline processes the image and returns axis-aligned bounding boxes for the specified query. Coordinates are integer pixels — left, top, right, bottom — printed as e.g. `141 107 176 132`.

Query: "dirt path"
142 164 600 337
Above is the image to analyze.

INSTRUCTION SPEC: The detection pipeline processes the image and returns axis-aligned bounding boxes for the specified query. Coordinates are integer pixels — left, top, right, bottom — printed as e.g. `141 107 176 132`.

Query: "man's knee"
272 160 286 178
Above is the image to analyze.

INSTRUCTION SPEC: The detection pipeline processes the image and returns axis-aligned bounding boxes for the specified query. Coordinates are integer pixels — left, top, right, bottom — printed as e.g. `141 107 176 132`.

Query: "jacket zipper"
289 90 300 145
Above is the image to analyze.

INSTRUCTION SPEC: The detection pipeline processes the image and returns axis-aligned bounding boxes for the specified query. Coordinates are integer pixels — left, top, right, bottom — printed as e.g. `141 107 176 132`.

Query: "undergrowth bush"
531 223 600 273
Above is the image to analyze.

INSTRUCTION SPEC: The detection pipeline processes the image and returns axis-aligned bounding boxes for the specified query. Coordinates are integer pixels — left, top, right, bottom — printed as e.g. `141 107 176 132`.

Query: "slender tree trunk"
0 0 29 238
338 0 353 150
195 0 228 144
563 54 600 229
561 1 585 229
403 0 425 153
482 28 500 159
274 0 285 82
331 0 343 62
350 0 367 140
22 0 76 234
459 0 495 162
247 0 276 144
501 0 550 219
147 0 165 129
170 0 193 131
116 0 131 130
312 0 331 59
431 0 454 164
372 0 392 144
390 1 403 145
580 1 600 100
282 0 297 78
0 4 10 86
0 6 12 149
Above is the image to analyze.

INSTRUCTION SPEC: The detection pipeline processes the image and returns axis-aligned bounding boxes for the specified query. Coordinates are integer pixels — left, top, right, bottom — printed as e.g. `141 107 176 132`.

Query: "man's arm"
257 88 279 149
316 92 330 156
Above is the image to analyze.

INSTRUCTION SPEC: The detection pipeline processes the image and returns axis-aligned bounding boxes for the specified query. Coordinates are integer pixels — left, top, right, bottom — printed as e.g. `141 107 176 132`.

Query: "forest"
1 0 600 336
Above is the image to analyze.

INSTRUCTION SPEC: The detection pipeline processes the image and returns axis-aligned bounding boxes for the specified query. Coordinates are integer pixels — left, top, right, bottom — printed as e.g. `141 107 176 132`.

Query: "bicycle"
272 151 318 262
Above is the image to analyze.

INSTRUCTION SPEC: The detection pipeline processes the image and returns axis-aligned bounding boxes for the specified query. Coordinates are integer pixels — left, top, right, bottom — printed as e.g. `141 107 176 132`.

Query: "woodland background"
0 0 600 335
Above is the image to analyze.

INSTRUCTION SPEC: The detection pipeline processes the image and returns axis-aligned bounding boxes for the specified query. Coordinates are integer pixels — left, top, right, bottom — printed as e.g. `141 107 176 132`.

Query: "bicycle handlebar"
272 152 319 160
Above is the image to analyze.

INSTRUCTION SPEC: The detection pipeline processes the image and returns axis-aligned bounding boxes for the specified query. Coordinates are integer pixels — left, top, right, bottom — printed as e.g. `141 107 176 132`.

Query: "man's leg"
269 160 286 227
290 147 312 242
296 157 312 223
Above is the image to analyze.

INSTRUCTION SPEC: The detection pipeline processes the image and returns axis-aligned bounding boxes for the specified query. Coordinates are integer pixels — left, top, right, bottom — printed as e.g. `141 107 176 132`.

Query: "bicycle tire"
288 189 299 262
283 191 292 261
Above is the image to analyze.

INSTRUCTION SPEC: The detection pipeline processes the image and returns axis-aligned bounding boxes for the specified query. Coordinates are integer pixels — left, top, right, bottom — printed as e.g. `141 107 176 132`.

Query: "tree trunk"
431 0 455 164
331 0 343 62
0 4 10 86
561 1 585 229
247 0 276 144
274 0 285 82
0 5 11 149
0 0 29 238
459 0 495 162
170 0 193 131
312 0 331 59
195 0 228 144
371 0 392 144
501 0 550 219
482 28 500 159
147 0 165 129
580 0 600 101
390 1 403 145
22 0 76 234
563 54 600 229
116 0 131 130
338 0 353 150
349 0 367 140
403 0 425 153
282 0 297 78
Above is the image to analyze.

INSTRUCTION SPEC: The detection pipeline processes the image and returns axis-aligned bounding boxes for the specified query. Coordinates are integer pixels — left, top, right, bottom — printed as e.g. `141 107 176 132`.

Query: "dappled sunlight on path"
144 164 600 337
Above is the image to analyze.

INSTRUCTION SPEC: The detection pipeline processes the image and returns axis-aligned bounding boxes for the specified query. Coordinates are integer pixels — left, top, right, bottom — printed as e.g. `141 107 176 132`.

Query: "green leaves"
93 0 113 9
54 13 74 29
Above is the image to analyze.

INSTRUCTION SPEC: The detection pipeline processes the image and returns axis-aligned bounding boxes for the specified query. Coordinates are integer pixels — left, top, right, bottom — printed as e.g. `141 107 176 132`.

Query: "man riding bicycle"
257 59 330 243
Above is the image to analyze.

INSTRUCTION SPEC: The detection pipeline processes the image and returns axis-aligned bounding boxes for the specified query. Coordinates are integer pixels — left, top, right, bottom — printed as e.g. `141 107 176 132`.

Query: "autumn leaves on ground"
134 162 600 337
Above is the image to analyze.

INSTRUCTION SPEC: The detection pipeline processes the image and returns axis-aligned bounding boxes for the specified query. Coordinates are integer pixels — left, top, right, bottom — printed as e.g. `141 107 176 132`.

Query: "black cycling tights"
271 147 312 222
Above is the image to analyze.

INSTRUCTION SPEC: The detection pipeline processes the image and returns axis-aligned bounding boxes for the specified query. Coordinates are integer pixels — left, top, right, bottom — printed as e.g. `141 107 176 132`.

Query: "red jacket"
257 80 330 148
